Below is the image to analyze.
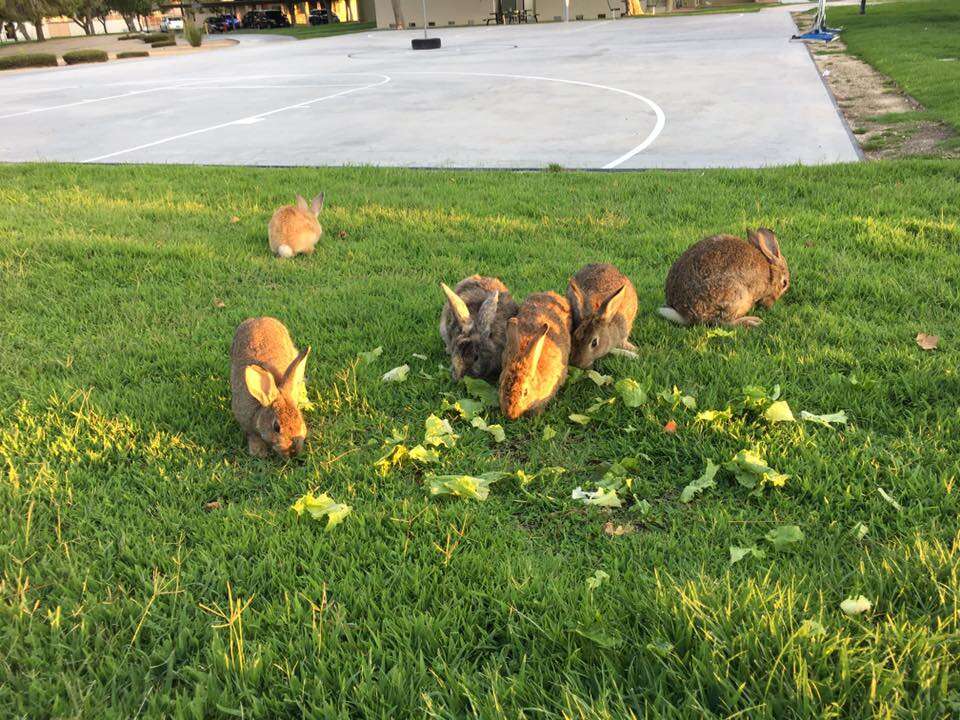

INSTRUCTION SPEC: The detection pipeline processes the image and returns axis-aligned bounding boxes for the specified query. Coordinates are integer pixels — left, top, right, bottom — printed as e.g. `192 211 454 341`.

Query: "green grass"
1 161 959 718
832 0 960 131
235 20 376 40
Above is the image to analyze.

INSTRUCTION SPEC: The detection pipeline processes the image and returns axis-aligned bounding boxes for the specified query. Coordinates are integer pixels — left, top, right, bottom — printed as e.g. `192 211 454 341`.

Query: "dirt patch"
792 12 958 160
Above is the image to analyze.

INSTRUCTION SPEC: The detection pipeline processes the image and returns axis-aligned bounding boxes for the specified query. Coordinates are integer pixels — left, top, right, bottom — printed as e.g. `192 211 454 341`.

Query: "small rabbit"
566 263 639 368
268 193 324 259
659 228 789 328
499 291 572 420
230 317 311 458
439 275 519 382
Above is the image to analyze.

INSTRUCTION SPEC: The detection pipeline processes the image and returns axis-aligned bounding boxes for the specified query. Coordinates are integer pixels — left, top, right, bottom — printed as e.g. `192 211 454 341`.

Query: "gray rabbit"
440 275 519 382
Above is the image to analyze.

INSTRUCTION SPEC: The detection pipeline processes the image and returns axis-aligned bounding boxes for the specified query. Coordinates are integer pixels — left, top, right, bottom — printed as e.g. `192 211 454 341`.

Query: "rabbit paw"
729 316 763 328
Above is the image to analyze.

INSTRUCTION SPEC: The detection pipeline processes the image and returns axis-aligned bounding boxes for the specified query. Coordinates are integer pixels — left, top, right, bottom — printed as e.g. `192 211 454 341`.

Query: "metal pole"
421 0 428 37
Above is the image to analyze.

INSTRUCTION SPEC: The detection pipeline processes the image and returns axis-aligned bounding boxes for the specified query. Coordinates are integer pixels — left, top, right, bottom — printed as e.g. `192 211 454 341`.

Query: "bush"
118 33 144 40
116 51 149 59
150 39 177 48
0 53 58 70
184 20 203 47
62 49 109 65
142 32 172 43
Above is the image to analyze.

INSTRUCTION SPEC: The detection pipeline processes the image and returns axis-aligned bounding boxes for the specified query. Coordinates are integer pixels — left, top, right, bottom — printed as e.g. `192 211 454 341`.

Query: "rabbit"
230 317 311 458
566 263 639 368
658 228 789 328
499 291 572 420
439 275 520 382
268 193 324 259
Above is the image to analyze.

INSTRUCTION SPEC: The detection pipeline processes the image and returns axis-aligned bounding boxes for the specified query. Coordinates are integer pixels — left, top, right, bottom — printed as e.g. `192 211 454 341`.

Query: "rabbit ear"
527 324 549 371
311 193 325 215
748 228 781 263
568 278 585 325
281 346 311 393
476 291 499 338
295 195 309 211
245 365 279 407
441 282 472 328
598 285 628 321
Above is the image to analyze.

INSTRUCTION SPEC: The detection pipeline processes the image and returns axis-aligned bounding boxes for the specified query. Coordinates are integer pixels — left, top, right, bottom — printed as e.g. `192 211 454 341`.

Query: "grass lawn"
831 0 960 132
1 160 959 718
235 20 376 40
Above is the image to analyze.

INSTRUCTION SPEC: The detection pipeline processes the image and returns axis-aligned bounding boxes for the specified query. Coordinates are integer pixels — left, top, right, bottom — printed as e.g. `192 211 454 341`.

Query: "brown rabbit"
440 275 520 382
230 317 310 458
499 292 572 420
659 229 789 328
567 263 639 368
268 193 324 259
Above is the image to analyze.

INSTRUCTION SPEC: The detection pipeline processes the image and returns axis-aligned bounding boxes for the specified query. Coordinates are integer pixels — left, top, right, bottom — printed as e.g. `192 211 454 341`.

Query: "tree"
6 0 63 40
859 0 865 14
109 0 152 30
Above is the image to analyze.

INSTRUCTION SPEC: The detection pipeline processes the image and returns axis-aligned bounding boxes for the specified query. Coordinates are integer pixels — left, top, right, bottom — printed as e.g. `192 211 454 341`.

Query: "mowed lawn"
832 0 960 132
1 161 959 718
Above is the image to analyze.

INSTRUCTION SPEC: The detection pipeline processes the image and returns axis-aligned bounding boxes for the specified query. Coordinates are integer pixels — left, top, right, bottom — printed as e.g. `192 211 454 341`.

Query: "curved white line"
82 74 391 163
396 70 665 169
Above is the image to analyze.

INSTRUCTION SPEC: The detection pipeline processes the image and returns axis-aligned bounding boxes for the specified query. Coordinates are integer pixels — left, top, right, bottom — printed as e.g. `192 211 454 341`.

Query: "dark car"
308 8 340 24
242 10 290 29
205 15 228 32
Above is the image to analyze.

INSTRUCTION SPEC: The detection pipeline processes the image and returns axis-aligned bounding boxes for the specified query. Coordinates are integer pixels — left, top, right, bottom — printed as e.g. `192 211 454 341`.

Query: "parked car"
308 8 340 24
205 14 240 32
160 16 184 31
242 10 291 28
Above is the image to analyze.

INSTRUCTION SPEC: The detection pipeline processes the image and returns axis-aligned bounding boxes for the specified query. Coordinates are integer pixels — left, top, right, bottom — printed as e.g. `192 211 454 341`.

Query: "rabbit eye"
272 420 281 433
590 337 600 349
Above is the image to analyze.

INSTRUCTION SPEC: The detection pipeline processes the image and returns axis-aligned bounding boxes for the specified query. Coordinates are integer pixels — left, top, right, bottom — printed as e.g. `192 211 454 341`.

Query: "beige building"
372 0 642 28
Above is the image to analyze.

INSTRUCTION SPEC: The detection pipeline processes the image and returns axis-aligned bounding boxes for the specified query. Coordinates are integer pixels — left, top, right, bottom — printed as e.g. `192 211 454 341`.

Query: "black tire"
411 37 441 50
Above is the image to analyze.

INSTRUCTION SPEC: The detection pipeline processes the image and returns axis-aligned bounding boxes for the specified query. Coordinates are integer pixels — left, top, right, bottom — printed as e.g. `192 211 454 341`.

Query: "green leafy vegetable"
853 522 869 540
586 370 613 386
799 410 848 426
542 425 557 441
290 492 352 531
764 400 795 424
381 364 410 382
407 445 440 463
569 413 591 425
585 397 617 414
471 416 506 443
428 471 510 501
695 408 733 423
615 378 647 407
358 346 383 364
572 486 622 507
729 545 766 564
840 595 872 616
798 619 827 637
424 414 458 448
877 487 903 512
680 459 719 503
446 397 485 420
462 377 499 407
725 449 789 490
585 569 609 590
658 386 696 410
765 524 804 550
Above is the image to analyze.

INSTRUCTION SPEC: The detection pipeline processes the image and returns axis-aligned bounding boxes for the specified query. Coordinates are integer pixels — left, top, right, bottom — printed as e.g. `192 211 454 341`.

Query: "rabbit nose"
291 437 305 455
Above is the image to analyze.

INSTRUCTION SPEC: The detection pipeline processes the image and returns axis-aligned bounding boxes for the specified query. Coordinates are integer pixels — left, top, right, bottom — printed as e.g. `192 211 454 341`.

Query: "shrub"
0 53 58 70
62 49 109 65
142 32 172 43
118 33 144 40
116 51 149 59
150 39 177 48
184 20 203 47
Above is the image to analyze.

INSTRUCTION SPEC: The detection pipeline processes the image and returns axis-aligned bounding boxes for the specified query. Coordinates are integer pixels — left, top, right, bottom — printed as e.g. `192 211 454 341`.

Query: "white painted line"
82 74 391 163
0 78 216 121
397 71 665 169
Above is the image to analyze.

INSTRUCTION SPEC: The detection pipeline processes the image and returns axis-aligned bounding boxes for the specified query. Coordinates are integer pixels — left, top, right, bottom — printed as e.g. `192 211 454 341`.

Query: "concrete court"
0 11 859 169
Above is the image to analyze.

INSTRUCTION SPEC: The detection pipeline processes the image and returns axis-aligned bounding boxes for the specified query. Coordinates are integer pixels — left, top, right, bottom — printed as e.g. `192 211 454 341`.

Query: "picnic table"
485 7 539 23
